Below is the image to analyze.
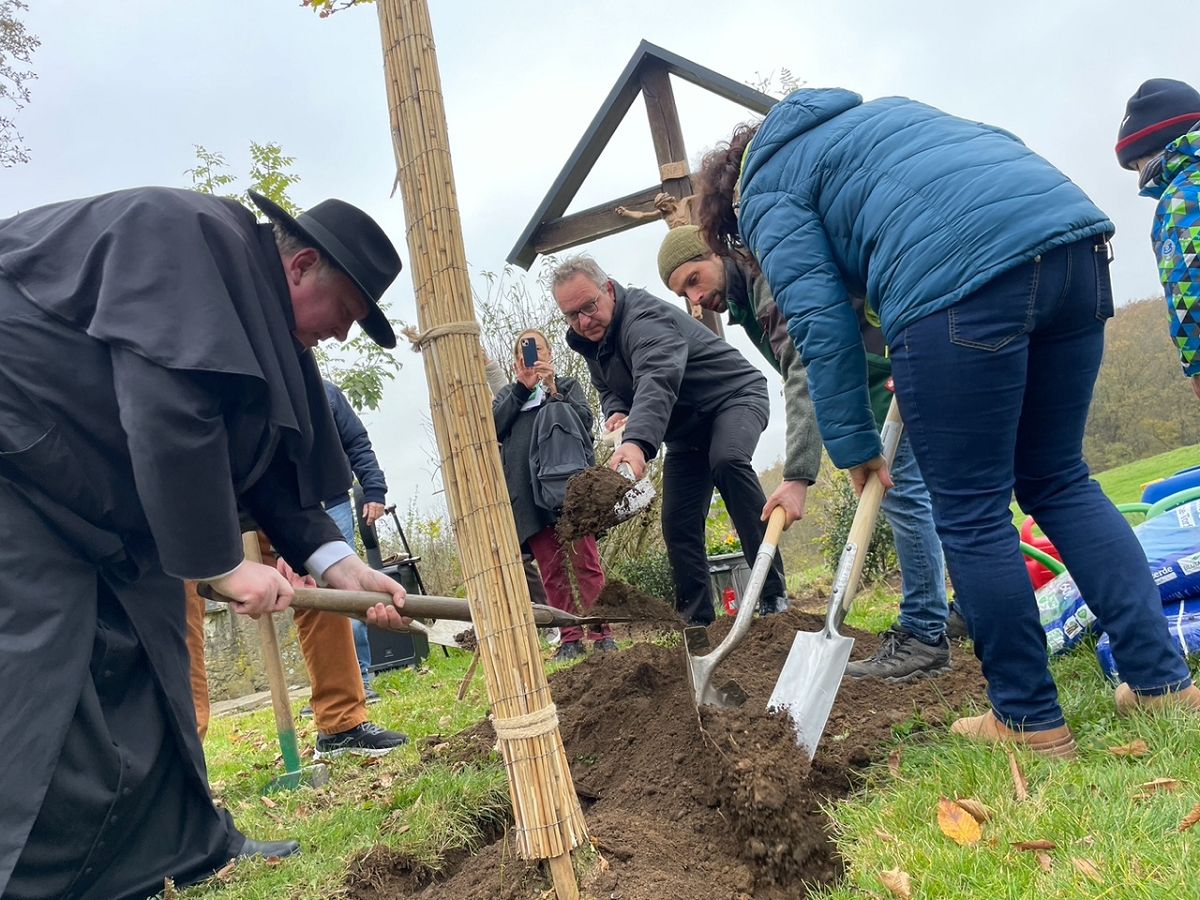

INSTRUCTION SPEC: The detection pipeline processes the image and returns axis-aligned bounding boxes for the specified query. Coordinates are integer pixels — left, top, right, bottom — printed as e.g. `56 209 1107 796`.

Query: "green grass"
184 648 508 899
814 645 1200 899
1093 444 1200 506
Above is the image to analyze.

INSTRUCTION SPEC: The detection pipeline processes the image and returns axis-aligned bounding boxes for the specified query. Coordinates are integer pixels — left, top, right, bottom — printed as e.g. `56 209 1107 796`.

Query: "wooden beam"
531 185 661 257
640 60 692 200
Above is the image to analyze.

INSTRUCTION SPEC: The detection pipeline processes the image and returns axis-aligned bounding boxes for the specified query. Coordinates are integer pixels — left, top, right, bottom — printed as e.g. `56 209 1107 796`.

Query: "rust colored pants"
185 533 366 741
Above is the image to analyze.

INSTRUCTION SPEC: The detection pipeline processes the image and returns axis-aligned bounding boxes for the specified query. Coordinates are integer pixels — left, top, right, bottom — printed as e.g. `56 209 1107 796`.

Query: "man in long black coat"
0 187 411 899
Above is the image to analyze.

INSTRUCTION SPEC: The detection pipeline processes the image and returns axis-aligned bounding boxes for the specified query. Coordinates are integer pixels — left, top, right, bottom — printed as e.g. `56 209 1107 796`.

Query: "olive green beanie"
656 224 710 289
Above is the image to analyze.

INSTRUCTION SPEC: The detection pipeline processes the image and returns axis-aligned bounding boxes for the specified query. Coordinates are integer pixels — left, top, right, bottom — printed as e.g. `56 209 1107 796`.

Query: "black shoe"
946 603 971 641
592 637 619 652
298 703 314 718
552 641 585 662
314 722 408 760
238 837 301 860
846 627 951 682
756 595 790 615
364 686 382 705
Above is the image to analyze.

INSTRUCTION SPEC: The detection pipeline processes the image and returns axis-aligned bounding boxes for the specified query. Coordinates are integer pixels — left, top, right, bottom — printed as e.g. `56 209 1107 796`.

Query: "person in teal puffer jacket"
1116 78 1200 397
696 88 1199 759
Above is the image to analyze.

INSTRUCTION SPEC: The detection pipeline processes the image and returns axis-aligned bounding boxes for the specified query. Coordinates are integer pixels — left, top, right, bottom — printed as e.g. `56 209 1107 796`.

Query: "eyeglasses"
563 298 601 324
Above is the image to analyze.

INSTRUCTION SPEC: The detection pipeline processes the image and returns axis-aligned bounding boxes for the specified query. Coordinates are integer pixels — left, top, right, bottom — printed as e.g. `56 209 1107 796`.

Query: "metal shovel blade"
768 629 855 759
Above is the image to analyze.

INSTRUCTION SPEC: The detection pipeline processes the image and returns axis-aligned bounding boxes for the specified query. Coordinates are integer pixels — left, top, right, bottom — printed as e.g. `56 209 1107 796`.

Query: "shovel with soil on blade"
769 395 905 759
683 505 789 710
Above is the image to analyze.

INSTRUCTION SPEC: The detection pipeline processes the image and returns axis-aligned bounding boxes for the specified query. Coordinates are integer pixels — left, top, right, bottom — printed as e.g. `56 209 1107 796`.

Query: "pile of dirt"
593 579 681 624
346 606 988 899
556 466 636 541
453 627 477 652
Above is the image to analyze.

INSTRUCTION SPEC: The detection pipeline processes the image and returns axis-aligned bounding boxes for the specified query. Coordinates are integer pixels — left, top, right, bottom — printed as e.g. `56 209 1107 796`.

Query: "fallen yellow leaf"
260 795 278 810
955 798 993 823
937 796 982 845
1136 778 1181 795
215 860 237 882
1106 739 1149 758
1035 851 1053 873
879 867 912 899
887 749 902 778
1007 750 1029 802
1072 858 1103 882
1179 802 1200 833
1012 839 1057 851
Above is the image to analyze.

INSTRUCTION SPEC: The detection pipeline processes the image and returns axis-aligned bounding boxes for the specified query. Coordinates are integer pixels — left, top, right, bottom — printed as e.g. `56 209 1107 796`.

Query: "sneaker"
364 686 382 705
298 704 314 718
845 627 950 682
946 603 970 640
314 722 408 760
592 637 619 652
1114 682 1200 716
950 712 1077 761
756 595 790 616
552 641 585 662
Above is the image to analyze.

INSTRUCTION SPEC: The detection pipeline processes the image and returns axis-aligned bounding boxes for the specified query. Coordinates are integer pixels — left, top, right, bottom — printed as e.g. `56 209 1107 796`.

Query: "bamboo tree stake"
374 1 585 895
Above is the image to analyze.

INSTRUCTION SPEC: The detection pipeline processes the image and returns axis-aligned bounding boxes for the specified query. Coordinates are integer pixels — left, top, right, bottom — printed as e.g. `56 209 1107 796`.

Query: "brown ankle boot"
1115 683 1200 716
950 712 1077 760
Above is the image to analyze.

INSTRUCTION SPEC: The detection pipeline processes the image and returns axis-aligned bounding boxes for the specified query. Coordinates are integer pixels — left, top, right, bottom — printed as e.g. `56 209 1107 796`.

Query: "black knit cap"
1116 78 1200 170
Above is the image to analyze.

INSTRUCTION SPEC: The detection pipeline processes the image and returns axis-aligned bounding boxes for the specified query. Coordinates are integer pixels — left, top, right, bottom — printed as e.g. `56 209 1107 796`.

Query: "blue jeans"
890 236 1192 731
325 498 372 682
883 433 948 644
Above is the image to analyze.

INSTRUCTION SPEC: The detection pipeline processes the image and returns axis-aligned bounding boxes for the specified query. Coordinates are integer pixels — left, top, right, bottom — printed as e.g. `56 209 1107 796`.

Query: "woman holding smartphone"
493 329 615 660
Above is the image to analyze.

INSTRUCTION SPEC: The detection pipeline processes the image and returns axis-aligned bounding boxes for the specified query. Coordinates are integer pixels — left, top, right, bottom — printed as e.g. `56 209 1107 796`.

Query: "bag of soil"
1095 598 1200 681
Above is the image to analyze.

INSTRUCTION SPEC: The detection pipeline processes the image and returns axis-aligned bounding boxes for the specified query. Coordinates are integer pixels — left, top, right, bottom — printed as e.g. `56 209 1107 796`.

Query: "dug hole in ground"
345 589 987 899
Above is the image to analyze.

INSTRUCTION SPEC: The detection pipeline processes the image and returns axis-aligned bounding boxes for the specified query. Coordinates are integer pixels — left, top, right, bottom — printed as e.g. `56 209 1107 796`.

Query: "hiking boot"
1114 683 1200 716
945 603 971 641
950 712 1077 760
592 637 619 652
552 641 585 662
314 722 408 760
364 686 382 705
845 627 950 682
756 595 790 616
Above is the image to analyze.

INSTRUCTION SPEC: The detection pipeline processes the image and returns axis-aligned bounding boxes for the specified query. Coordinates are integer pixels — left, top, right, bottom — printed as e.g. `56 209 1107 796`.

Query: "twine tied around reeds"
490 703 560 739
401 320 480 352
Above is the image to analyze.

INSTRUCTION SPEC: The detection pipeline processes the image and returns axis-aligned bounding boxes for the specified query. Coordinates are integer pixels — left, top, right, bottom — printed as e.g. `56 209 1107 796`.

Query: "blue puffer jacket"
738 88 1114 467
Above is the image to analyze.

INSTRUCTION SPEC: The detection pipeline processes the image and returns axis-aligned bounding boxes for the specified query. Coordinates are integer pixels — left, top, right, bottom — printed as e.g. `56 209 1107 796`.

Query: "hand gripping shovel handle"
825 396 904 635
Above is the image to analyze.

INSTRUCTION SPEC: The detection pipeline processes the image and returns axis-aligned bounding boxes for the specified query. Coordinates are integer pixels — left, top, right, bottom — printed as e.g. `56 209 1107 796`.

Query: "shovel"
683 506 788 709
199 585 633 630
769 396 904 758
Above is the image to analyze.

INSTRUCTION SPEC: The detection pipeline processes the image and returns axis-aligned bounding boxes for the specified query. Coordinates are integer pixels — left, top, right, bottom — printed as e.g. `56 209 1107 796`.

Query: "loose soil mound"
346 606 987 899
556 466 635 541
593 579 681 624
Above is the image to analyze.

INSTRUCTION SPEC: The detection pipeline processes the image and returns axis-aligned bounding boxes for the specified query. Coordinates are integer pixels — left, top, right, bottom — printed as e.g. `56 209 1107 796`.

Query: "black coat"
0 188 348 897
323 379 388 506
493 375 592 544
565 283 768 459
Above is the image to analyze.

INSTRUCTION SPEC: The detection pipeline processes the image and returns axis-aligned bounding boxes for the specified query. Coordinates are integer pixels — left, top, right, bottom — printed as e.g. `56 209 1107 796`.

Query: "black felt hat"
249 190 402 349
1116 78 1200 170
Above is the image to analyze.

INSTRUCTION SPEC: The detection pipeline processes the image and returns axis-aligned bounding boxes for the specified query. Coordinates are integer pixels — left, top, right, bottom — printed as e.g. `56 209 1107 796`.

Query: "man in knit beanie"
1117 78 1200 398
659 226 958 679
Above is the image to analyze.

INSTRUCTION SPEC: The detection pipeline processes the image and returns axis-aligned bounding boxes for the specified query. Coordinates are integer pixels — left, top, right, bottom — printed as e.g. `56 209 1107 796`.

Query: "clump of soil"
347 605 988 899
594 579 681 624
555 466 635 541
454 627 477 652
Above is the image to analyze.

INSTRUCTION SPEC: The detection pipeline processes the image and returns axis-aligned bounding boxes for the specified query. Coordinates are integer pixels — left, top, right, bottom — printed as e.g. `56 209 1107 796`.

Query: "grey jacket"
565 283 768 458
493 375 592 544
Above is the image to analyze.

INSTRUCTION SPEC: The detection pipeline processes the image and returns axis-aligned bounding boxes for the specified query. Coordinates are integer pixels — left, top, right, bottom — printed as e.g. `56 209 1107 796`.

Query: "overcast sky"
3 1 1183 515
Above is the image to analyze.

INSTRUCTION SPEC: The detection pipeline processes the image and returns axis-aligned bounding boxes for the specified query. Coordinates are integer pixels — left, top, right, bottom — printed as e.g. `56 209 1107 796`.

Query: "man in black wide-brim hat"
0 186 413 899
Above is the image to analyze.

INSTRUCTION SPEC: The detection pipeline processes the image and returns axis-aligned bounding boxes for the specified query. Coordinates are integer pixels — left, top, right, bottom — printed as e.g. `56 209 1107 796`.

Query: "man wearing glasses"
553 254 787 626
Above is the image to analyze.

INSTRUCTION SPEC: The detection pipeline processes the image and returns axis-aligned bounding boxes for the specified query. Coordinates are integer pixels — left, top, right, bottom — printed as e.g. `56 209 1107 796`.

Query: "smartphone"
521 337 539 368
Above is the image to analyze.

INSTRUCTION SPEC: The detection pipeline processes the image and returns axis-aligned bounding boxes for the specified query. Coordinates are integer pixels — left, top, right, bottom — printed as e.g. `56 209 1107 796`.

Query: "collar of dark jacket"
722 257 754 327
565 281 626 359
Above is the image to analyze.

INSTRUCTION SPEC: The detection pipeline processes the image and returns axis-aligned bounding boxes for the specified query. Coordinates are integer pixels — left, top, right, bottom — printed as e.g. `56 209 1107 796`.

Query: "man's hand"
848 456 894 497
207 561 294 619
762 480 809 528
604 412 628 433
275 556 318 589
362 502 386 527
610 441 646 480
1191 373 1200 401
323 554 412 631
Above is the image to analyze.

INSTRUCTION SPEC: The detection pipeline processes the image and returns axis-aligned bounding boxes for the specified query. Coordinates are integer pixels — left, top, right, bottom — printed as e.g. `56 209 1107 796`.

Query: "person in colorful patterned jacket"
694 88 1200 761
1116 79 1200 396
